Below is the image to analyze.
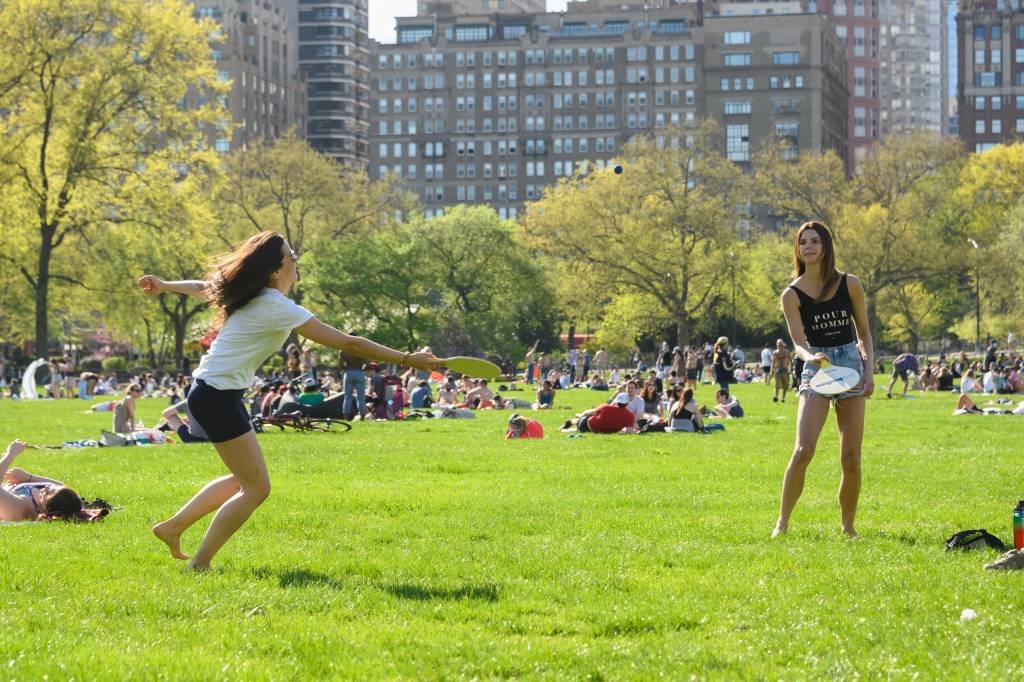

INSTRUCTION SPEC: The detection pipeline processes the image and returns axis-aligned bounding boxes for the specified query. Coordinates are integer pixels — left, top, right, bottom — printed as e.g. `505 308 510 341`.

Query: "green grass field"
0 377 1021 679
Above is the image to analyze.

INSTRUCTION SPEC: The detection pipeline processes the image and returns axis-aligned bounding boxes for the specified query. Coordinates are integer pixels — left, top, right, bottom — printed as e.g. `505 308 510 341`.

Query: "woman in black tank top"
772 222 874 539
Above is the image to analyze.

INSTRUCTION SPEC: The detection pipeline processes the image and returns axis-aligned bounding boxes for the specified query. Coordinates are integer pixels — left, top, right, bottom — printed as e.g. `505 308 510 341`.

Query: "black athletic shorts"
176 424 209 444
577 416 591 433
186 379 252 443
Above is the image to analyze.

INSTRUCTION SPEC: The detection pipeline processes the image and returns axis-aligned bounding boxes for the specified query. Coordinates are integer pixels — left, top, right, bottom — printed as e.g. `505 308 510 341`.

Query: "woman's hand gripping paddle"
808 358 861 396
440 356 502 379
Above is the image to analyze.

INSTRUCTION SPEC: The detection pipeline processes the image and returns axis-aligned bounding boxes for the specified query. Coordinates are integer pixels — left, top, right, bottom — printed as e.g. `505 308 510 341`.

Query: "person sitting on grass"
960 369 982 394
534 380 555 409
464 379 495 409
436 381 457 407
589 374 609 391
667 387 704 432
0 440 85 522
297 378 324 406
505 413 544 439
711 389 745 419
157 401 210 444
90 384 142 435
410 380 433 408
561 392 638 434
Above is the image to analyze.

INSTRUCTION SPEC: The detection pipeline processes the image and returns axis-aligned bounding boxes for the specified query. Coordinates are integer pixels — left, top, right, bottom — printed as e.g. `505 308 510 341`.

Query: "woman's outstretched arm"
138 276 208 297
296 317 438 370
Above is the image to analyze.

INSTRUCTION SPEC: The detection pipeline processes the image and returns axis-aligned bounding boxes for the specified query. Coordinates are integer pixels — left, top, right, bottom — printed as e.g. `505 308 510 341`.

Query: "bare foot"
771 522 788 539
842 527 859 539
186 562 212 573
152 522 189 560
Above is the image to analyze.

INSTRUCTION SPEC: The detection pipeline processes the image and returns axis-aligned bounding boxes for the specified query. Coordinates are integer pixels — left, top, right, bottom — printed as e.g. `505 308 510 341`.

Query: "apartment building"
420 0 546 14
957 0 1024 151
190 0 307 152
880 0 949 137
368 4 847 219
298 0 369 164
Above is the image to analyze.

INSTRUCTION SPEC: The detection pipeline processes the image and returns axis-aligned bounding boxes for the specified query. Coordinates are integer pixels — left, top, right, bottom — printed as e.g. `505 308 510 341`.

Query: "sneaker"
985 549 1024 571
561 419 573 430
772 397 778 402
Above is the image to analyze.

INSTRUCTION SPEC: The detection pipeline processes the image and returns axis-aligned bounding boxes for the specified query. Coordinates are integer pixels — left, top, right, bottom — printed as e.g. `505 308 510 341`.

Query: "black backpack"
945 529 1006 552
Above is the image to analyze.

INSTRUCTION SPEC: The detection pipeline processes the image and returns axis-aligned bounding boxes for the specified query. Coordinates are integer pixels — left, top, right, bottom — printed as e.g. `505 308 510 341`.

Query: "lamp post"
968 239 980 355
729 250 737 343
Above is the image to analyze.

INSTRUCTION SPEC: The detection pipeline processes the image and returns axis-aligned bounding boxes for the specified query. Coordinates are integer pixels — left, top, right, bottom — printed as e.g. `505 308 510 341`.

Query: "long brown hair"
207 231 287 330
41 487 84 520
792 221 839 301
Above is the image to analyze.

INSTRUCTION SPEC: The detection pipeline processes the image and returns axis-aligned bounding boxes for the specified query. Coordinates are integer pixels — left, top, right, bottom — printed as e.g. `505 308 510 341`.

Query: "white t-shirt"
194 288 313 390
761 348 773 366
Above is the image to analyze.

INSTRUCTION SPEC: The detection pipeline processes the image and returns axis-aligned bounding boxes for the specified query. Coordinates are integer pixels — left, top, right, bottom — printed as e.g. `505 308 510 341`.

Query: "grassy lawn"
0 377 1021 679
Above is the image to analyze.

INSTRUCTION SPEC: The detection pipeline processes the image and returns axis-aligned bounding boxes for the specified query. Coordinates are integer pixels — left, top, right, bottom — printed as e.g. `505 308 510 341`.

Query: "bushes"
101 356 128 372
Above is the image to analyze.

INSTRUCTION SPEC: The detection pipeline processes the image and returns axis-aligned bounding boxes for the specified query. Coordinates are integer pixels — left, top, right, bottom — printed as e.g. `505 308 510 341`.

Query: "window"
992 96 1003 111
1017 118 1024 133
992 25 1001 41
854 107 867 137
772 52 800 65
724 100 751 115
455 26 488 42
974 25 985 41
976 96 986 110
976 119 986 134
724 53 751 67
854 67 866 97
993 119 1003 134
724 31 750 45
726 124 749 161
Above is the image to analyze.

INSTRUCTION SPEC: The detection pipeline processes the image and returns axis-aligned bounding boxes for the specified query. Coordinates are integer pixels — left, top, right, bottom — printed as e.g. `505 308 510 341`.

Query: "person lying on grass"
952 394 1024 415
560 392 638 434
0 440 84 521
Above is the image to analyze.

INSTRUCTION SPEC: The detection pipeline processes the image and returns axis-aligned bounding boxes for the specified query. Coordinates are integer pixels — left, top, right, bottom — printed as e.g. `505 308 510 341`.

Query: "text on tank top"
789 273 856 347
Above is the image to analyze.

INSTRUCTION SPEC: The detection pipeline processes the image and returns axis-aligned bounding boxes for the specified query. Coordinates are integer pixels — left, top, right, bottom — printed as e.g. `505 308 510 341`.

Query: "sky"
370 1 569 44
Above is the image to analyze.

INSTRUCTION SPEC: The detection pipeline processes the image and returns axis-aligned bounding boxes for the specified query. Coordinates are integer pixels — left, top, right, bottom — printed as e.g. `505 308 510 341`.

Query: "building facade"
369 4 847 219
956 0 1024 152
879 0 949 137
420 0 546 14
297 0 369 164
190 0 307 152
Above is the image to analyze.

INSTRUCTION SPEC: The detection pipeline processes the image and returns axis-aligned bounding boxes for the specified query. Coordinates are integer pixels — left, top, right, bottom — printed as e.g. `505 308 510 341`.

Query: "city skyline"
369 0 569 44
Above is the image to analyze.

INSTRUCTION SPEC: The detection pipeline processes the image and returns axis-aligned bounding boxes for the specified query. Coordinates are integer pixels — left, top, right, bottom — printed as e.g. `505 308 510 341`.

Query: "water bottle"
1014 501 1024 551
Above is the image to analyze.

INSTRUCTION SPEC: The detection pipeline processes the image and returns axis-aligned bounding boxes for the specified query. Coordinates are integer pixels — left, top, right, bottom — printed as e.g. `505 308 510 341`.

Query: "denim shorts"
799 341 865 401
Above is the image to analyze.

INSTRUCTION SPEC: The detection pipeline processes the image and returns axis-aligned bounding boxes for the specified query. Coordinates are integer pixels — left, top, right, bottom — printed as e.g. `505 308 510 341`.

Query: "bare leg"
834 397 866 537
153 474 241 560
188 430 271 570
773 393 830 537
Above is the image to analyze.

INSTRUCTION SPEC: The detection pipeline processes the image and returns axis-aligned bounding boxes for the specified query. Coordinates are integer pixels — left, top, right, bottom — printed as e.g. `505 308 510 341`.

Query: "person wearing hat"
562 392 637 434
505 413 544 439
298 378 324 406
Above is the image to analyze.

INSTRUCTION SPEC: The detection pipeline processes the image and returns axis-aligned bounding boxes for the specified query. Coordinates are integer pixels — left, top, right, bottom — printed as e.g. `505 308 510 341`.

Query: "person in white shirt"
139 231 438 572
982 363 998 393
610 382 645 422
960 369 981 394
760 343 773 384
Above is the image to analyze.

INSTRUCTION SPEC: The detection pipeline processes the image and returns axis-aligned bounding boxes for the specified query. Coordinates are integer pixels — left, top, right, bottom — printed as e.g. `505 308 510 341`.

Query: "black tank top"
789 273 856 347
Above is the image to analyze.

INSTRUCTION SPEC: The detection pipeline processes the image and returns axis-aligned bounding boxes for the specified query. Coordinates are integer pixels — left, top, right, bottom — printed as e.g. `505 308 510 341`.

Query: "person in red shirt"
505 413 544 439
564 393 637 434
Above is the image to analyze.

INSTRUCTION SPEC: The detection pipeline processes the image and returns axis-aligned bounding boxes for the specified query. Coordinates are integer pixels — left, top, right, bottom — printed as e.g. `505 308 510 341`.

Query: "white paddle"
808 358 860 396
441 356 502 379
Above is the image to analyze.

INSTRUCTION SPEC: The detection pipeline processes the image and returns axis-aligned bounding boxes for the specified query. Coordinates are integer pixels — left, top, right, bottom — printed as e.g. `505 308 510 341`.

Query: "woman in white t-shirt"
139 231 438 571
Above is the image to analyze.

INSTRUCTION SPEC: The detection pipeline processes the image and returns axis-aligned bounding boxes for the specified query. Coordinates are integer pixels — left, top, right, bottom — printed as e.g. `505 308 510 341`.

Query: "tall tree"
216 132 416 256
521 121 748 346
0 0 224 355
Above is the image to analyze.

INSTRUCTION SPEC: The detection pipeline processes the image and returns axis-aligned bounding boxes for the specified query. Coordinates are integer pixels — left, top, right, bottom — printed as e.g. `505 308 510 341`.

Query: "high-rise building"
189 0 307 152
297 0 370 165
369 4 847 220
420 0 546 14
879 0 949 137
813 0 882 170
956 0 1024 152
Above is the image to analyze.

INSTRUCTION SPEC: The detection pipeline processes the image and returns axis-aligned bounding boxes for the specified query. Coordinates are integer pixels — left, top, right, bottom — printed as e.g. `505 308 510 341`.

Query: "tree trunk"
866 296 880 357
675 315 690 349
35 229 54 358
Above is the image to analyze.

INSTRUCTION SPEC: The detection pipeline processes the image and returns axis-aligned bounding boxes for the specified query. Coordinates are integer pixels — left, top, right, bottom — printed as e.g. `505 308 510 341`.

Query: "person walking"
773 221 874 538
140 231 438 571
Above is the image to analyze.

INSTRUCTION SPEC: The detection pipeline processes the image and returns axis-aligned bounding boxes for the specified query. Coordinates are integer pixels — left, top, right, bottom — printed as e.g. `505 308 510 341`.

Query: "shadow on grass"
380 581 501 602
252 566 349 590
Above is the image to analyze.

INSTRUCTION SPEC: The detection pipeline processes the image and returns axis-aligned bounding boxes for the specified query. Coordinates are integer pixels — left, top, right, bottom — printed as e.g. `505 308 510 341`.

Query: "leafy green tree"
0 0 225 354
522 121 748 347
